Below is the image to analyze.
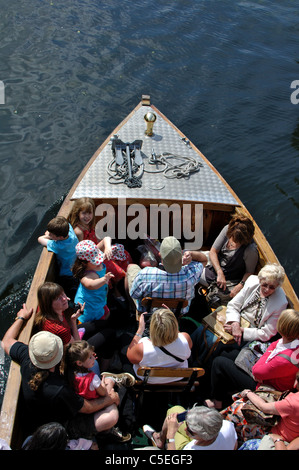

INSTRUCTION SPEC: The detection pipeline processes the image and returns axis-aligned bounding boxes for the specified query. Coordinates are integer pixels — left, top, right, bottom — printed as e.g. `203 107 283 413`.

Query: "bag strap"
277 353 299 368
158 346 184 362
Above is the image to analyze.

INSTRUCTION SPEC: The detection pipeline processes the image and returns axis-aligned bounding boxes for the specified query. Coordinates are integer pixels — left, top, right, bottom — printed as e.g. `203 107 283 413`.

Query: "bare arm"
183 250 208 267
209 246 227 289
37 231 52 247
81 271 114 290
79 389 119 414
126 314 145 364
68 303 85 341
97 236 113 260
241 390 279 415
1 304 34 354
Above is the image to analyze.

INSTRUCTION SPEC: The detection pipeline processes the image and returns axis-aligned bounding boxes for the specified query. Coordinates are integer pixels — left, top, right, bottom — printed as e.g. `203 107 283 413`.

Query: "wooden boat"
1 94 298 449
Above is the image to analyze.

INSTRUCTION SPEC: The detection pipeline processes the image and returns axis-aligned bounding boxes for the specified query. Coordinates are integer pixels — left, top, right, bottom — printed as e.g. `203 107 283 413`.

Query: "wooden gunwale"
0 96 298 448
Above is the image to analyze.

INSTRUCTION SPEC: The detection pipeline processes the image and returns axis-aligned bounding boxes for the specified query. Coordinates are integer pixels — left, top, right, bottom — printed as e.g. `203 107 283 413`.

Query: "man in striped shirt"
127 236 207 315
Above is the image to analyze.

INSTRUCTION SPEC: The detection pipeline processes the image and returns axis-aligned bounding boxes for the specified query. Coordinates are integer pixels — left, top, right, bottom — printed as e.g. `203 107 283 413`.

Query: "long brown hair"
35 282 65 329
67 197 96 229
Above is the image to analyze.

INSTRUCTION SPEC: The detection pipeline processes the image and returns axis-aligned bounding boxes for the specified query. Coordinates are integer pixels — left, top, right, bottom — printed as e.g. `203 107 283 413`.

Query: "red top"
74 372 98 400
42 316 72 345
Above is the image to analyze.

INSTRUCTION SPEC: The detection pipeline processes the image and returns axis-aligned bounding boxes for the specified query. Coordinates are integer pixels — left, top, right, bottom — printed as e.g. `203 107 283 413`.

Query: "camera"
177 411 187 422
68 301 80 311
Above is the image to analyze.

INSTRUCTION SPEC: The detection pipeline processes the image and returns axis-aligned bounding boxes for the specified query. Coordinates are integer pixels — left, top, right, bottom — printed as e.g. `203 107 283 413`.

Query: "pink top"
272 392 299 442
252 339 299 392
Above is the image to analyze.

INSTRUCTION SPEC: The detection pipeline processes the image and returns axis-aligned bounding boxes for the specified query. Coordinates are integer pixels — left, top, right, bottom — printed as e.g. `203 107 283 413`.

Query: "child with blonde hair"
68 197 132 299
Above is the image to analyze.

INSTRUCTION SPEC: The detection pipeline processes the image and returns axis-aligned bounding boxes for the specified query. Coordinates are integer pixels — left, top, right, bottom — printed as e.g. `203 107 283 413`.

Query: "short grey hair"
258 263 285 287
186 405 223 441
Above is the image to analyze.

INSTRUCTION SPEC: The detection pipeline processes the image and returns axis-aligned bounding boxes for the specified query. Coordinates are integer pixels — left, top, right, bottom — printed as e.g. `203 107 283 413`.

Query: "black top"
10 342 84 434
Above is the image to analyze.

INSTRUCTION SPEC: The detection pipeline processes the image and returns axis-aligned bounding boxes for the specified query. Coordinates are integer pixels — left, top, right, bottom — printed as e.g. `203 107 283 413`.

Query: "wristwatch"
240 280 245 286
15 316 26 321
166 438 175 443
274 439 283 444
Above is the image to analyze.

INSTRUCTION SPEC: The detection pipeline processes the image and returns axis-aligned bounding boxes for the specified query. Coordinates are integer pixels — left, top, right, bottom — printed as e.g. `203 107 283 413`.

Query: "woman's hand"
216 269 227 290
71 302 85 321
229 283 243 298
166 413 180 436
224 321 243 345
240 389 252 399
18 303 34 321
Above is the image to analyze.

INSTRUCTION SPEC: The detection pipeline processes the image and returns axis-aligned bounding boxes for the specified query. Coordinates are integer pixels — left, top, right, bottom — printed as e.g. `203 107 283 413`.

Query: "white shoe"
101 372 136 387
142 424 158 447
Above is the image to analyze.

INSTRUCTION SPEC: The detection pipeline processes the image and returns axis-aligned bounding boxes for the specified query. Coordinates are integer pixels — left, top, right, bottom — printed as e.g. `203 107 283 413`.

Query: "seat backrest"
140 297 188 318
137 366 204 379
135 366 205 392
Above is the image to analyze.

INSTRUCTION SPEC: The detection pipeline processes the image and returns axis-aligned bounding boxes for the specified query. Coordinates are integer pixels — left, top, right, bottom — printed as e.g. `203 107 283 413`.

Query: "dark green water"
0 0 298 404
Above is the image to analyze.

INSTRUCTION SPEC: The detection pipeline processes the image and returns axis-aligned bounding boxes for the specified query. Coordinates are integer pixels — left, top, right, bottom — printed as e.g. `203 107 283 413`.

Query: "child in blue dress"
72 240 114 323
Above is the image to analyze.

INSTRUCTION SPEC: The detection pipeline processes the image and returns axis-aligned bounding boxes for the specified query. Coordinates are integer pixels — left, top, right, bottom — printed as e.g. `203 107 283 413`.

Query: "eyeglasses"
260 283 277 290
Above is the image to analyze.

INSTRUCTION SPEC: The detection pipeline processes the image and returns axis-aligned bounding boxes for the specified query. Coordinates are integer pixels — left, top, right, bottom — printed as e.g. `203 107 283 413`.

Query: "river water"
0 0 298 405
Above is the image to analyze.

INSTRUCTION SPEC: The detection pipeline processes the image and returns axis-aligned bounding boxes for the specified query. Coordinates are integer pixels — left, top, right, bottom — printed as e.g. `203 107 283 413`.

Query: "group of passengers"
1 197 299 451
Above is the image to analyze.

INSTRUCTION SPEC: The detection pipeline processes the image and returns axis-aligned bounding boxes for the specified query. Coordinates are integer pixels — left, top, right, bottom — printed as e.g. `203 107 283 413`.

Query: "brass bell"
144 112 157 137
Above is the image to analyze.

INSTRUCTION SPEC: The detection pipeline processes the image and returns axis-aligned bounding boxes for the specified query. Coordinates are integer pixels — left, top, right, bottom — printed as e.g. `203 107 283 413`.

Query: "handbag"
202 306 250 344
235 343 299 379
234 341 270 378
241 386 289 427
205 280 238 308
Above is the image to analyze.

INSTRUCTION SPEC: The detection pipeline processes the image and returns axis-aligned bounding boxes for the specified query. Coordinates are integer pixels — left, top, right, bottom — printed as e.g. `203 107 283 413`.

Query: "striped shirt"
130 261 204 314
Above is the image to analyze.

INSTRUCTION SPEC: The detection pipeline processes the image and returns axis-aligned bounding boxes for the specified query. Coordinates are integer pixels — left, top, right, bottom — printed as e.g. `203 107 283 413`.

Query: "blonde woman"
224 263 288 345
126 308 192 384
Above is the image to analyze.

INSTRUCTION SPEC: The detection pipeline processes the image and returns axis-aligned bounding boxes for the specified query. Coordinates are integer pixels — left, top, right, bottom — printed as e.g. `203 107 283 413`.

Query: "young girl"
72 240 113 323
63 341 132 442
64 341 115 399
68 197 132 295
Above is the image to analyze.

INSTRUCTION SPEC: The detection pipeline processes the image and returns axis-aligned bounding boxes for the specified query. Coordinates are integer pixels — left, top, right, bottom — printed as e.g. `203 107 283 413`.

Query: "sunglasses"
260 283 277 290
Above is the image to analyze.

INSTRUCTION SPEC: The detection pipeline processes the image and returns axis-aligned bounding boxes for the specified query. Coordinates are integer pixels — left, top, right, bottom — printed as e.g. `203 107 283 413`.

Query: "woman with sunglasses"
203 263 288 410
223 263 287 346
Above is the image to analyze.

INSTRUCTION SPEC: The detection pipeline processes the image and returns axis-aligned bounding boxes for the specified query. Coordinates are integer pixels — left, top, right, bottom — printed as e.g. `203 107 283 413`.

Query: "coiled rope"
145 152 202 179
107 152 202 187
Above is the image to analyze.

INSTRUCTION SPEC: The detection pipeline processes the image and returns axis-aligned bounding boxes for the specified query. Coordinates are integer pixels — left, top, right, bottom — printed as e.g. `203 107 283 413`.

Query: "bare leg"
93 403 119 432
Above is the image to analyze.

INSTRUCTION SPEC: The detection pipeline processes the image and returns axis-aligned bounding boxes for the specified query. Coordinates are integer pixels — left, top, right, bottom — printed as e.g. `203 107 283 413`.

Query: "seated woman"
126 308 192 383
235 370 299 446
205 308 299 410
201 214 258 298
223 263 288 346
35 281 115 373
143 404 237 450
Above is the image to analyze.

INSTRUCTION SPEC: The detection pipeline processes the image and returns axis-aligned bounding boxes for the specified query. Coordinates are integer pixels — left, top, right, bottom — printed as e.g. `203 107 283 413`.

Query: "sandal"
142 425 158 447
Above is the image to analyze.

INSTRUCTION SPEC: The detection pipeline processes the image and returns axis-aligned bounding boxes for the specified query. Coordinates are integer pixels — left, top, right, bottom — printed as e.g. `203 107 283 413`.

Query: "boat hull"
1 95 298 448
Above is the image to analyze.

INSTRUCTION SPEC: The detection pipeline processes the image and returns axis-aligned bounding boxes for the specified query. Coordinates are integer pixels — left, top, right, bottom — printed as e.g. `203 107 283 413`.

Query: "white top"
183 420 237 450
133 333 191 383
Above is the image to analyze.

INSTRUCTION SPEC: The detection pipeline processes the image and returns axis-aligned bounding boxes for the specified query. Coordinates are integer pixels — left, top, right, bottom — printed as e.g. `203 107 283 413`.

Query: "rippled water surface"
0 0 298 405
